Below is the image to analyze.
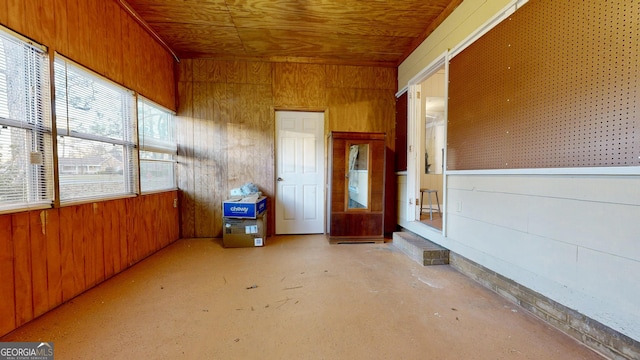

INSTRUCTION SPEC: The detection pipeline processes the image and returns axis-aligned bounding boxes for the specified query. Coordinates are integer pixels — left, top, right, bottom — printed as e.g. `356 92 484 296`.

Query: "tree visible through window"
0 28 52 211
54 56 137 202
138 98 176 193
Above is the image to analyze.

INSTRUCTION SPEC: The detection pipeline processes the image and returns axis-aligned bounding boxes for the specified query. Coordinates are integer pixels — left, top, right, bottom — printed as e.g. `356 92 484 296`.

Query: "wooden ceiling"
123 0 462 67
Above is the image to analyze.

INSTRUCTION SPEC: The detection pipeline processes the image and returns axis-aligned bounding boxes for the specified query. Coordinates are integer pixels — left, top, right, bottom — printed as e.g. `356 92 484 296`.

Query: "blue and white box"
222 196 267 219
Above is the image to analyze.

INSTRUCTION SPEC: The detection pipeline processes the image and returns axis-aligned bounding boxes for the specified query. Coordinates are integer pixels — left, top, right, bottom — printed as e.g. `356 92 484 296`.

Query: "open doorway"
418 66 446 230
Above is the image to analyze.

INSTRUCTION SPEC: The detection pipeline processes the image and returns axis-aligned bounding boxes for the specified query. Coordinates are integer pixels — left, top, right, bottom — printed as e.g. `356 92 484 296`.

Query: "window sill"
0 203 53 216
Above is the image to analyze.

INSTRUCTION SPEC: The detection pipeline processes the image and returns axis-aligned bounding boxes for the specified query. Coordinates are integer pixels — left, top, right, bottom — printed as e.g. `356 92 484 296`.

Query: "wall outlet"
173 198 178 208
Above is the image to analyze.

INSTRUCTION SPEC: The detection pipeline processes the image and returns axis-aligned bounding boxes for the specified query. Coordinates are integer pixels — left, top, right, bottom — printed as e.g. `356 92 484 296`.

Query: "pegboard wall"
448 0 639 170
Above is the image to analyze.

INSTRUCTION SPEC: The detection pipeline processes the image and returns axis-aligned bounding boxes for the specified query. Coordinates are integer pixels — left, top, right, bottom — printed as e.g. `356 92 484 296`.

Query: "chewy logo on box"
231 206 250 214
222 196 266 219
223 203 256 218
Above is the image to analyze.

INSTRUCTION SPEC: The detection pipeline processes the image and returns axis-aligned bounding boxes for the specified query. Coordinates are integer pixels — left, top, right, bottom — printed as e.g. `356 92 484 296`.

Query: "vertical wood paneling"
191 81 204 237
82 204 97 289
0 215 16 335
151 195 161 251
177 79 195 238
176 59 193 83
150 196 160 248
273 63 326 109
81 0 98 71
29 211 49 318
131 196 147 264
327 88 395 133
125 197 136 265
59 206 75 302
1 192 179 337
226 61 247 84
154 195 165 248
156 194 167 249
91 0 108 81
53 0 69 55
201 81 216 237
102 201 116 279
256 85 274 200
120 13 137 93
0 0 7 25
211 81 228 235
226 83 245 190
139 196 149 259
158 47 176 109
1 0 175 111
241 83 274 205
33 0 55 48
6 0 26 38
104 0 123 84
167 192 180 245
45 209 62 309
116 199 128 271
246 61 272 85
64 0 81 61
193 59 225 82
133 26 149 98
164 192 178 245
178 59 396 237
162 193 171 245
12 212 33 327
326 65 396 90
71 205 86 298
141 195 154 257
192 59 208 82
21 1 40 45
193 81 215 237
133 197 145 259
93 203 106 285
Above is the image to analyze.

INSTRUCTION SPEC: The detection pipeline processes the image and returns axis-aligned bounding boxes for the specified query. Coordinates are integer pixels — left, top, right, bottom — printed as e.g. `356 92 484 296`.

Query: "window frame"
137 96 177 194
54 54 138 204
0 26 53 213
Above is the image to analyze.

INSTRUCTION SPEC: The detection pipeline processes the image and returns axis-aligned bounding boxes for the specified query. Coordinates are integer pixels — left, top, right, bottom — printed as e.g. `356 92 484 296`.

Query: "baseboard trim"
449 252 639 360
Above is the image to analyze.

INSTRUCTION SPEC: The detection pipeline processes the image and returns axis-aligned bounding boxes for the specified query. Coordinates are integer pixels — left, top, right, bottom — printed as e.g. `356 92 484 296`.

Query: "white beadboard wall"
400 173 640 341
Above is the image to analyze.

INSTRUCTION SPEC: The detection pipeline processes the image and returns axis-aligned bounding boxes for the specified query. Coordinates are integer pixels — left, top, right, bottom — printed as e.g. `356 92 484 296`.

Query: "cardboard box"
222 196 267 219
223 213 267 248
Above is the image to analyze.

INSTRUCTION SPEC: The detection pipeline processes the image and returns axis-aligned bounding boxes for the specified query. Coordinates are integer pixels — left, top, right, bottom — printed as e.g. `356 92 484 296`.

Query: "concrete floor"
2 235 604 359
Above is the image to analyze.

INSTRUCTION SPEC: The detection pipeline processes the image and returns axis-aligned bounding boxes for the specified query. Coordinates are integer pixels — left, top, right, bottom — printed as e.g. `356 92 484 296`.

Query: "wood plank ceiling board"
123 0 462 66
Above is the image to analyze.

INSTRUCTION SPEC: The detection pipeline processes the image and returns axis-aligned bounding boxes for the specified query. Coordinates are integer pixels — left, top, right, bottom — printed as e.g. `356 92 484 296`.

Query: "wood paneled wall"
0 0 179 337
177 59 397 238
0 192 180 337
0 0 175 110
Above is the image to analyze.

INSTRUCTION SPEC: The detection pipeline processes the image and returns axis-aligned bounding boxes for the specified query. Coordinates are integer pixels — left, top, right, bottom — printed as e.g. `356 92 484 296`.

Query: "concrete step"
392 231 450 266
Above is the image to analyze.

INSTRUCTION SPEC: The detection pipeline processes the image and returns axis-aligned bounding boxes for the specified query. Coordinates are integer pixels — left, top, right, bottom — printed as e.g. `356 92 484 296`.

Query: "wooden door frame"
406 54 448 233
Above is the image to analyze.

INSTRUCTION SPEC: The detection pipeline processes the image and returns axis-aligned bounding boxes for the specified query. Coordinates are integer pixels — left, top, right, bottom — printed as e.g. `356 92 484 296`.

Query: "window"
0 27 52 212
137 97 176 193
54 56 137 202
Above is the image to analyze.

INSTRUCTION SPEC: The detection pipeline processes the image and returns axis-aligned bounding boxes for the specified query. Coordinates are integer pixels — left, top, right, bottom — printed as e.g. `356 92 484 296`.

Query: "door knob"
277 177 284 181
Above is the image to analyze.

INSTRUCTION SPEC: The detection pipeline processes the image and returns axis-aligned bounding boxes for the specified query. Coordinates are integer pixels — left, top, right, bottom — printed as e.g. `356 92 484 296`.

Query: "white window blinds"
138 97 176 193
0 27 53 212
54 56 137 202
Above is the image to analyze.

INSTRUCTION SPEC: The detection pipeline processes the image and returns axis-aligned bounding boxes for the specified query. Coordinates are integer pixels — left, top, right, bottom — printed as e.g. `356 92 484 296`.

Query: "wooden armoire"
327 132 386 243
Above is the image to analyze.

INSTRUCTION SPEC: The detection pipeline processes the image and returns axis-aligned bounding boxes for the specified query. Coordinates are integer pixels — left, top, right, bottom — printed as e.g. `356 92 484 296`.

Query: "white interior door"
275 111 325 234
